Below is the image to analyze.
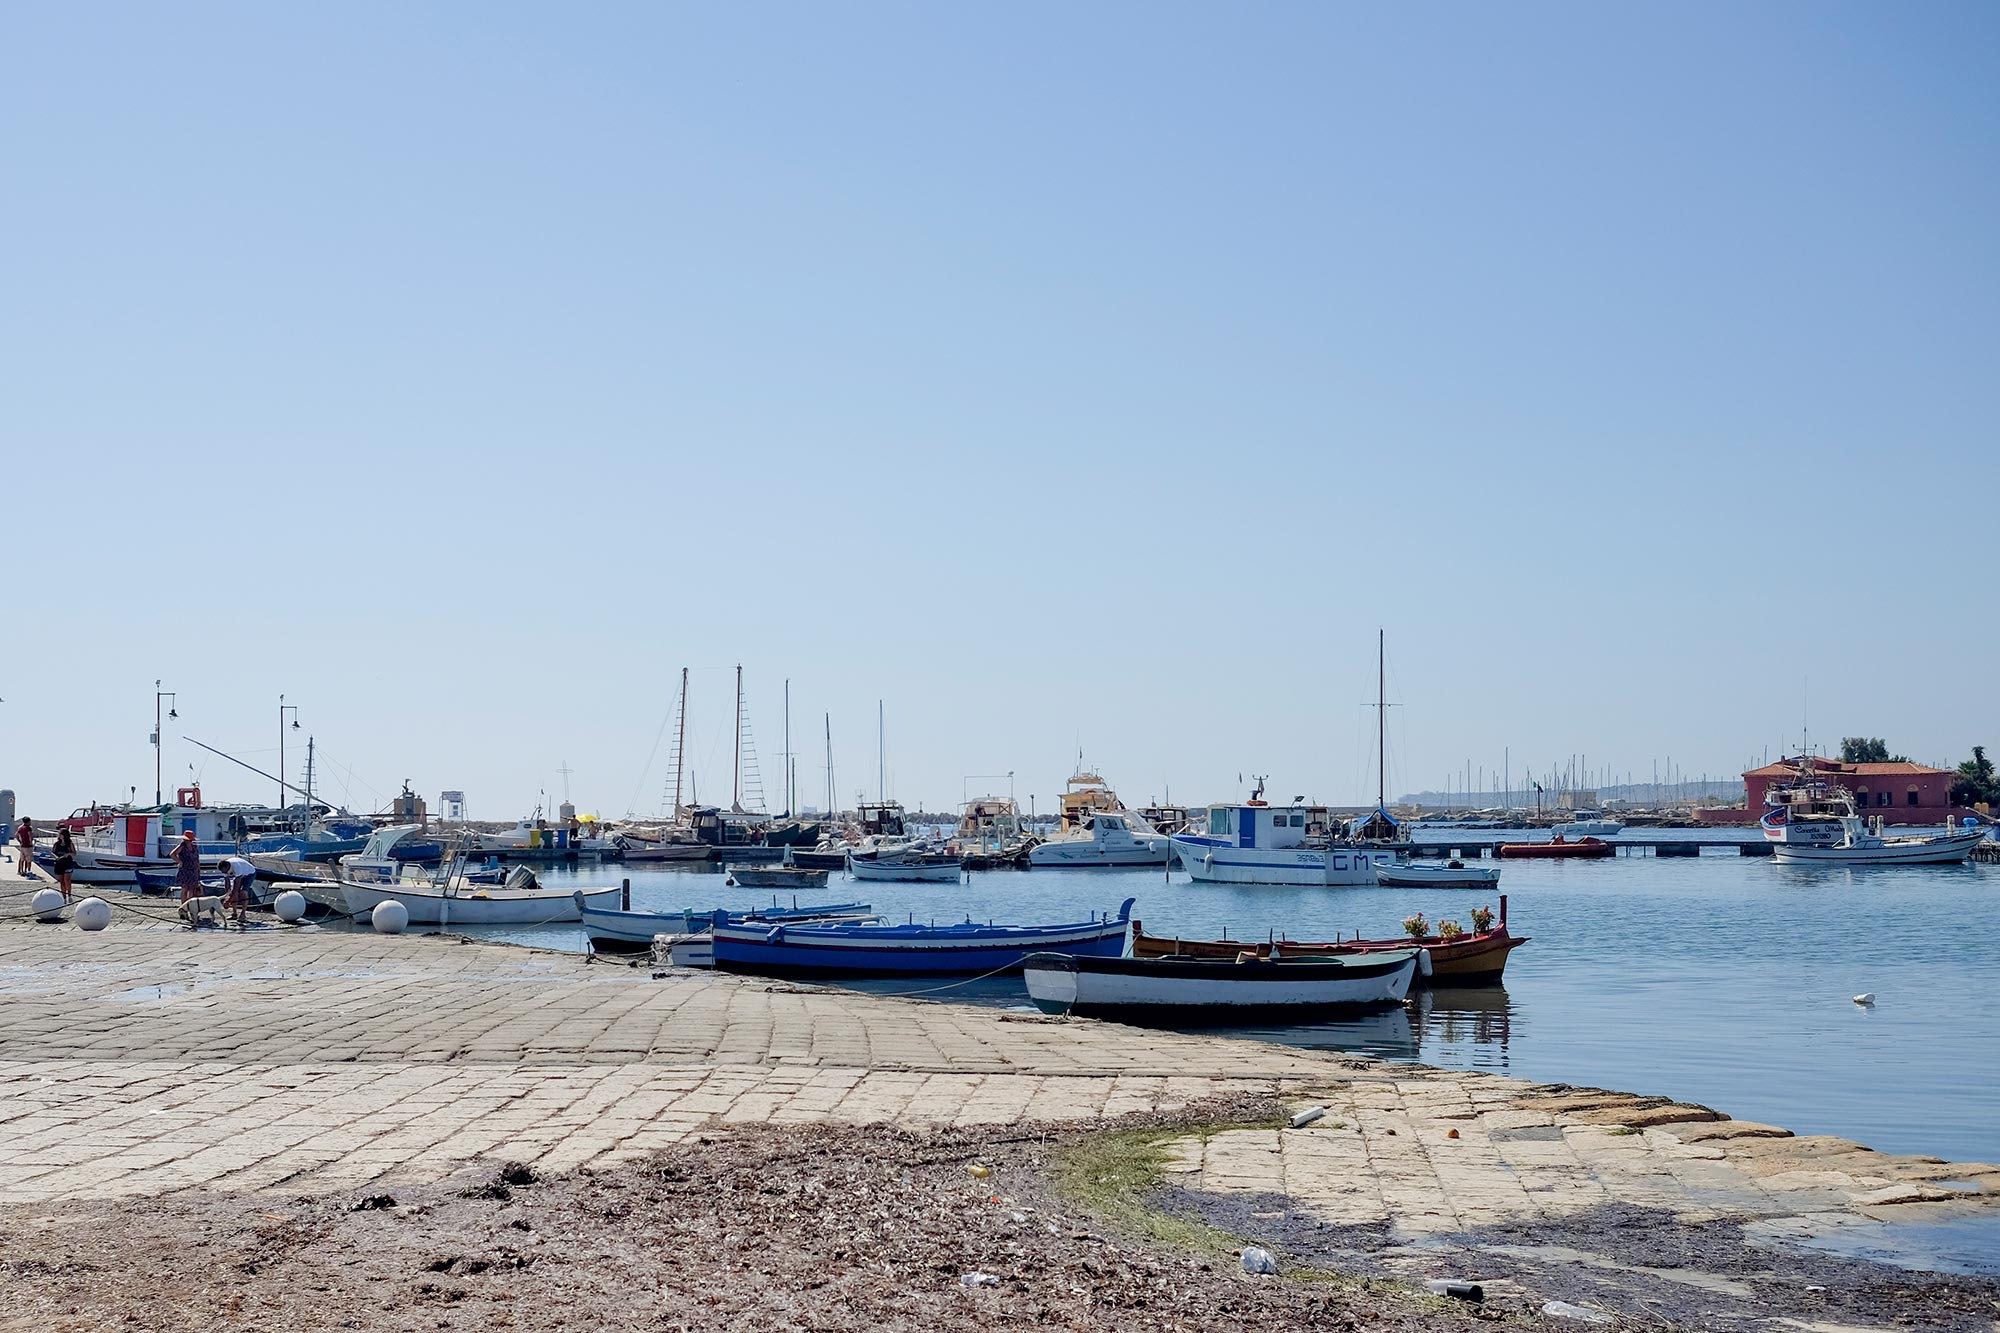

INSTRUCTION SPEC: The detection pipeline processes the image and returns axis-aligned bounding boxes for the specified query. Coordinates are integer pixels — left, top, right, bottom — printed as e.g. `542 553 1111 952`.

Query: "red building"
1701 757 1972 825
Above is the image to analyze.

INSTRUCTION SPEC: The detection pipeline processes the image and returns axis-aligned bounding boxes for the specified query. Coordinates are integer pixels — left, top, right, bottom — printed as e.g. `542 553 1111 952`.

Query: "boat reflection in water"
1410 985 1516 1069
1200 984 1517 1068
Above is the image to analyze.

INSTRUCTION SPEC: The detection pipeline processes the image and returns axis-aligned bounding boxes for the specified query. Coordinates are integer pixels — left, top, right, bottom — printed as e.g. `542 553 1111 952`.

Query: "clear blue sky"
5 2 1995 817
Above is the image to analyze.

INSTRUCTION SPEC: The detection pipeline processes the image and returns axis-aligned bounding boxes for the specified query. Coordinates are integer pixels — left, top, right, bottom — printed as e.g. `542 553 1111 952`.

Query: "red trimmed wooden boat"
1129 897 1527 985
1494 835 1613 860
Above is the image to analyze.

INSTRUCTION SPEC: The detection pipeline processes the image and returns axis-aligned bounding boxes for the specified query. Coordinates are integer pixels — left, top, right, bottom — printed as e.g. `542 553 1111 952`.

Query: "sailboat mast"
824 713 833 817
877 700 885 803
783 678 791 817
734 664 743 810
673 667 688 819
1377 628 1386 811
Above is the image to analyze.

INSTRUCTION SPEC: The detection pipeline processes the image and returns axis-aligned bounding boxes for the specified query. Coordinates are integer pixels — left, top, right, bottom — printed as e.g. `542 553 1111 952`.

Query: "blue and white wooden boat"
133 867 224 894
1374 860 1502 889
579 899 877 951
1172 797 1393 887
1022 948 1421 1023
711 897 1136 977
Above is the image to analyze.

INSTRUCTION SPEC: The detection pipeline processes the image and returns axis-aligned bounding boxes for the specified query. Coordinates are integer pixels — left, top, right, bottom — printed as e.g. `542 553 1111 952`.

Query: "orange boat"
1494 834 1614 860
1130 897 1527 985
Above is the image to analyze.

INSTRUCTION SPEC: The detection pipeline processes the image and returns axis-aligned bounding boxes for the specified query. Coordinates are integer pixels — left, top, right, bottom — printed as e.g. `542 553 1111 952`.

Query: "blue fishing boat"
710 897 1136 977
579 898 878 951
133 867 224 894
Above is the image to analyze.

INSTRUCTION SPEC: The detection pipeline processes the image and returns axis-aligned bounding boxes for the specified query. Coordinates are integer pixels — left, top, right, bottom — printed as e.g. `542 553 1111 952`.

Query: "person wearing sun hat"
170 828 204 902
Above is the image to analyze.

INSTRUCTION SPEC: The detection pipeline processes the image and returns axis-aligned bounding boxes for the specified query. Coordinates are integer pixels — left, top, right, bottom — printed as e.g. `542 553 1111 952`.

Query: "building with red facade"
1700 756 1971 825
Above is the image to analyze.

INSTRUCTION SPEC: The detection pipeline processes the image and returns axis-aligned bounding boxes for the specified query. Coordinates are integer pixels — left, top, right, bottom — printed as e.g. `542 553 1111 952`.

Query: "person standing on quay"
14 818 35 880
170 828 203 902
50 825 77 902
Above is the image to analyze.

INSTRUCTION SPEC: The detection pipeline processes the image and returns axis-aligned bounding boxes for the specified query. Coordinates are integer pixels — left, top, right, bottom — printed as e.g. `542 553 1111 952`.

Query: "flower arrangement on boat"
1402 913 1428 940
1437 920 1464 941
1470 905 1495 933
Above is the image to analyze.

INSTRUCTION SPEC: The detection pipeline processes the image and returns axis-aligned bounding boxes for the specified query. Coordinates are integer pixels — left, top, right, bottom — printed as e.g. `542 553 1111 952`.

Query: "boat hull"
1771 830 1985 865
1495 839 1614 859
727 867 830 890
1130 922 1525 986
619 844 715 862
1171 836 1393 886
1023 951 1418 1022
1375 863 1502 889
1027 840 1170 868
712 901 1135 977
847 857 963 883
337 882 622 924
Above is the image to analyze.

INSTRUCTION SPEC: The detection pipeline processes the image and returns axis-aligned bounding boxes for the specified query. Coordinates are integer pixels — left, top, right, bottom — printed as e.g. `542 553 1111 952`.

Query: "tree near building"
1839 737 1909 764
1950 746 1997 807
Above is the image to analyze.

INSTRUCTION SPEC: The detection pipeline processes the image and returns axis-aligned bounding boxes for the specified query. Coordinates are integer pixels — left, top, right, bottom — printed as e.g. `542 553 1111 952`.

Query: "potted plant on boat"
1402 913 1429 941
1437 919 1464 942
1470 905 1495 934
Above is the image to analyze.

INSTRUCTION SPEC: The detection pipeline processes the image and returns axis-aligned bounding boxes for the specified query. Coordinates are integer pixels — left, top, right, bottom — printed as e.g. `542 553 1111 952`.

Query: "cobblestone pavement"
3 854 1998 1260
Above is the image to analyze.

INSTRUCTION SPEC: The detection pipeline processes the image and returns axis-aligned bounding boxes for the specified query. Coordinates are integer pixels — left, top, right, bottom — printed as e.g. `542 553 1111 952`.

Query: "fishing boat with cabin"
1171 781 1394 886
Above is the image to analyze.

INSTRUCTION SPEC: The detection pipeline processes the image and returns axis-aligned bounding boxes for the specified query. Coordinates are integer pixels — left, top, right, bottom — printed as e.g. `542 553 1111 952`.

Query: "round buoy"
30 888 66 922
371 900 409 934
73 897 112 931
273 890 308 922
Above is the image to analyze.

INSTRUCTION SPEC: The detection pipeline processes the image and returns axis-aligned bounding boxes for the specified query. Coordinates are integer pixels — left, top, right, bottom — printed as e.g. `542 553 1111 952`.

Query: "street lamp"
279 695 300 816
153 681 177 805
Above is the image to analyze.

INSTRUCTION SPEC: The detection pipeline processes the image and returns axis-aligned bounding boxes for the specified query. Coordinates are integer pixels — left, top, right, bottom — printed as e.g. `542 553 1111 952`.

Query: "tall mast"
734 664 743 811
1377 628 1386 811
824 713 833 817
783 679 790 816
672 667 688 819
877 700 885 803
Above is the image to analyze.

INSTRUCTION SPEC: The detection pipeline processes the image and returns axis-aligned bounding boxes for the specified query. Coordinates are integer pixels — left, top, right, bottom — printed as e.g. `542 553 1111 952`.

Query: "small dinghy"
579 898 876 951
1022 949 1421 1023
1130 896 1527 985
846 852 964 883
1495 835 1614 859
133 867 224 894
727 865 831 890
711 898 1135 977
1375 860 1501 889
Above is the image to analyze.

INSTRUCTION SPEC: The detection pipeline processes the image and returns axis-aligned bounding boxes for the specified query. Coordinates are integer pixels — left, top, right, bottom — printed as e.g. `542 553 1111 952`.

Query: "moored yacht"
1028 810 1171 867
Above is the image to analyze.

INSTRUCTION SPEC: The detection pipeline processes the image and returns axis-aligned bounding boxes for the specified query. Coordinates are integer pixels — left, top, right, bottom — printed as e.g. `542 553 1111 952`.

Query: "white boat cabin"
1201 802 1338 850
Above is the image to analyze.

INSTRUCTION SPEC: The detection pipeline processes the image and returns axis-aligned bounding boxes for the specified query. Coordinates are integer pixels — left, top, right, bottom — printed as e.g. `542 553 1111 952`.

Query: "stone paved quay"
3 858 1998 1288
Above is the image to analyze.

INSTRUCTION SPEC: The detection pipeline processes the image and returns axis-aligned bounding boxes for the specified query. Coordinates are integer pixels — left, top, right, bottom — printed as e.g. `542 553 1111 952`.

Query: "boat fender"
1416 949 1434 978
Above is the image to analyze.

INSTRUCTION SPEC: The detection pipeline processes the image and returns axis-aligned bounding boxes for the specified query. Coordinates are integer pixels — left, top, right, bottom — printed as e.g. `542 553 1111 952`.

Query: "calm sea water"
439 845 2000 1166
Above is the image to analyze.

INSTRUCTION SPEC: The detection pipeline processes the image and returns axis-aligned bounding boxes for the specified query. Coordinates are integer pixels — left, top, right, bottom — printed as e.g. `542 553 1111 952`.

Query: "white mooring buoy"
1853 993 1875 1006
273 890 308 923
371 900 410 934
73 897 112 931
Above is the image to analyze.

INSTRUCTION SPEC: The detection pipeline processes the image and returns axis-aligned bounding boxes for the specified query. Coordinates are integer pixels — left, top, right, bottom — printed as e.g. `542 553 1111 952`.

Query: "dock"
1411 835 1773 858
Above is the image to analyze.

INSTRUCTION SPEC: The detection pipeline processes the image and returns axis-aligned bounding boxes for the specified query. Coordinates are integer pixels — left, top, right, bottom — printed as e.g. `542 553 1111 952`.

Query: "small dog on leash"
179 896 226 927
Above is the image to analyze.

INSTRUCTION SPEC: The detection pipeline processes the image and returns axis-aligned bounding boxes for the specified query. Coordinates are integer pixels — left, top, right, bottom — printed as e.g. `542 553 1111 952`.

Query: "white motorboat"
1028 811 1171 867
847 852 964 883
1375 860 1502 889
1550 812 1623 837
337 825 437 885
1770 817 1986 866
338 876 621 925
1171 784 1393 886
1022 949 1421 1023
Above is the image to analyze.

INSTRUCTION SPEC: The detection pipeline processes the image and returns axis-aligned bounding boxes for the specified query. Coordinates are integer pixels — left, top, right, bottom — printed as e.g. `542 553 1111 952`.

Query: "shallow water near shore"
432 845 2000 1169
